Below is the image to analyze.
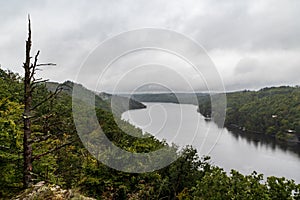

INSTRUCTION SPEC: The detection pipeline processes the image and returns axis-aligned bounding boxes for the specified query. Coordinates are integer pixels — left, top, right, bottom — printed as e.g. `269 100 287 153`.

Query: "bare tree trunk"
23 17 33 188
21 16 65 188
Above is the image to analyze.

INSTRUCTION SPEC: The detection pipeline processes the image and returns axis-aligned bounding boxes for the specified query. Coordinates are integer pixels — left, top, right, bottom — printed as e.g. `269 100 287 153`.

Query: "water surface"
122 103 300 182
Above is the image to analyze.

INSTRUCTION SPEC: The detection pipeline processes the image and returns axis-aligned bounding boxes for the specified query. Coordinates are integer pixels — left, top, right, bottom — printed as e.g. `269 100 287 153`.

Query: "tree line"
198 86 300 143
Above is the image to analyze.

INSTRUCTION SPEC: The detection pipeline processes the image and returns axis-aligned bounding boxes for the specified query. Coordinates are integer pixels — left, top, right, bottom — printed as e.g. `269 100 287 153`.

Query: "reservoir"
122 103 300 183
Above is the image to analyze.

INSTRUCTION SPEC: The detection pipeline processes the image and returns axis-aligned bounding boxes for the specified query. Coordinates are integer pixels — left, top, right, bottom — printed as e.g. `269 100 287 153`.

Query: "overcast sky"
0 0 299 92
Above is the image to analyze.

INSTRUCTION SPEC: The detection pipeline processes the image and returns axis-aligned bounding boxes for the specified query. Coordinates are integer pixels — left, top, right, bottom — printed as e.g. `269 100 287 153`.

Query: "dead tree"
22 16 67 188
23 16 34 188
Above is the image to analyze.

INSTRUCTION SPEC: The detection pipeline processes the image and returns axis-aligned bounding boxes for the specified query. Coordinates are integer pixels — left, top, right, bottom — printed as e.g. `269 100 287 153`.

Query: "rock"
12 183 95 200
33 181 45 187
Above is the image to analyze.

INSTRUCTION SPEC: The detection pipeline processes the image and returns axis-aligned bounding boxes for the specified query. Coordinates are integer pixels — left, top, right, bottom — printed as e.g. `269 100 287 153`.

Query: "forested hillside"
1 68 300 199
126 92 208 105
46 82 146 115
198 86 300 142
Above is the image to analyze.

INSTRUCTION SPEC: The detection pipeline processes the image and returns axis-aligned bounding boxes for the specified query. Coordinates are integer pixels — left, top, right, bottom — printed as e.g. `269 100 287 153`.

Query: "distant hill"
45 81 111 111
45 81 146 114
99 92 146 115
198 86 300 143
1 67 299 199
120 92 208 105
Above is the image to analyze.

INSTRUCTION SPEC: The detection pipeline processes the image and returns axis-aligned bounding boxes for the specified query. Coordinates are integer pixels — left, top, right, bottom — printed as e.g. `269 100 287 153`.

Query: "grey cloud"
182 0 300 51
234 58 260 74
225 50 300 91
0 0 300 92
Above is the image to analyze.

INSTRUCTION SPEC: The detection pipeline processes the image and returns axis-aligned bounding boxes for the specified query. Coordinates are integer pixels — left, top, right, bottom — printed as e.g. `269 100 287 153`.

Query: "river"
122 103 300 183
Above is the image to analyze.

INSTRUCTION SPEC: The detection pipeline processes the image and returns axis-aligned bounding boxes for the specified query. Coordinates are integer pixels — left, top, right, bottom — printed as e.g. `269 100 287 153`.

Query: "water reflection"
122 103 300 182
227 127 300 158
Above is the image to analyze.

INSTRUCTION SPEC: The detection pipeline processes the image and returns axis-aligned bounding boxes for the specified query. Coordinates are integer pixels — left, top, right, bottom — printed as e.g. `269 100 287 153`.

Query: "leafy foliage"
198 86 300 142
0 68 299 199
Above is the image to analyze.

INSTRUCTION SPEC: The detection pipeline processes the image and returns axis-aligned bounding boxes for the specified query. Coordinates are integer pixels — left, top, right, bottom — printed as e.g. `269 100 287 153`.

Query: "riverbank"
122 102 300 183
197 86 300 144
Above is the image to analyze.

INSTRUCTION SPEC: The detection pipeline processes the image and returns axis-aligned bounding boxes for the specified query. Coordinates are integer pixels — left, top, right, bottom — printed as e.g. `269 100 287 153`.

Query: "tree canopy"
0 68 300 199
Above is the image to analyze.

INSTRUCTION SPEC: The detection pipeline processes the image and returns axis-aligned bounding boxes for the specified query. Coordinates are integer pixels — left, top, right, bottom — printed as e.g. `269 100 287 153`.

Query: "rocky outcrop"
12 181 95 200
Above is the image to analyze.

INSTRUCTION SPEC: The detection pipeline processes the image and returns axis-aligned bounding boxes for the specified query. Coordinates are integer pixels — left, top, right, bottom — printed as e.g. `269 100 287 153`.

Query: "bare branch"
29 134 54 145
32 141 73 162
31 113 54 123
29 50 40 80
22 113 36 120
31 79 49 85
30 51 40 69
36 63 56 67
34 77 42 81
30 85 63 111
31 77 42 83
30 78 47 93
